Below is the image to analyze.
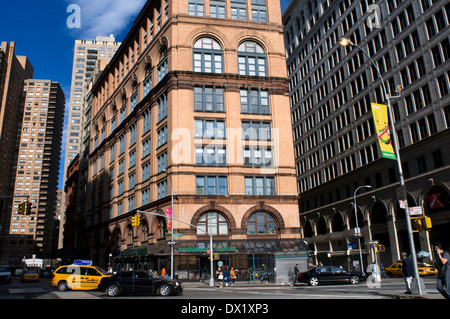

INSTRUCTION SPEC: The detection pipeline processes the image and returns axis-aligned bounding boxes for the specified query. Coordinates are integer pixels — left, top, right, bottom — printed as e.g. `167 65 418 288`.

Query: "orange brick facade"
81 0 304 278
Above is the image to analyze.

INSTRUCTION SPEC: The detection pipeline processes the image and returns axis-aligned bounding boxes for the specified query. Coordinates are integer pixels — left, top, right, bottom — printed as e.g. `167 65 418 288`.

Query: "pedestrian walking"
230 267 236 284
380 264 388 278
294 264 299 284
401 252 413 294
433 242 450 299
216 266 223 288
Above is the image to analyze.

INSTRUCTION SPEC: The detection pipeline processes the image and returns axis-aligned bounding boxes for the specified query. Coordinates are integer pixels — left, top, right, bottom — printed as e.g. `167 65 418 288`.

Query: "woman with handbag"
216 267 223 288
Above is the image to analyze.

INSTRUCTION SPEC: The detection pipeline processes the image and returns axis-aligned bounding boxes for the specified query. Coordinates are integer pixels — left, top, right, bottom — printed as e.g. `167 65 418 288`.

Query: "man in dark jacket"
433 243 450 299
401 252 414 294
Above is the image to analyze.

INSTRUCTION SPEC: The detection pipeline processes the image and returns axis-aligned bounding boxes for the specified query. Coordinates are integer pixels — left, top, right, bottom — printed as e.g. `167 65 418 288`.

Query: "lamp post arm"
349 43 389 100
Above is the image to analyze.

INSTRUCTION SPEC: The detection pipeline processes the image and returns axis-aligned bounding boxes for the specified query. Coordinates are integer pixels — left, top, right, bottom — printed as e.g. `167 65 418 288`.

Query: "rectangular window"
210 0 225 18
243 147 272 167
118 159 125 176
119 134 125 155
142 108 151 134
189 0 205 16
194 87 224 112
142 188 150 205
251 0 267 22
194 119 225 139
195 147 226 165
244 176 275 195
120 103 127 124
157 180 168 199
196 176 227 195
142 139 151 158
157 126 167 147
157 93 167 122
142 162 151 182
130 91 138 112
110 144 115 163
157 152 168 173
231 0 247 20
129 173 136 190
241 121 271 140
129 150 136 168
240 89 270 114
143 73 152 97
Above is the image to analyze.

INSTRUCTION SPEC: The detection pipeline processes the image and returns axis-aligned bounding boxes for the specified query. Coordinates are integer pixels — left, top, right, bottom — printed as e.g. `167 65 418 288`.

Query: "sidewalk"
182 280 446 299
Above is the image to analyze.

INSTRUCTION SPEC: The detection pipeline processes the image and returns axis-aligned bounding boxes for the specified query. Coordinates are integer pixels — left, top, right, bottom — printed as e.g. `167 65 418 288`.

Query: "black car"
98 270 183 297
296 266 365 286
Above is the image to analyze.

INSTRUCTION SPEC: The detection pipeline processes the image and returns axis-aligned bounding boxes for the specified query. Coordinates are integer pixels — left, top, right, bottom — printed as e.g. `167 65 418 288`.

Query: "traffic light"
131 214 141 226
376 245 385 252
18 202 26 215
412 216 432 232
25 202 32 215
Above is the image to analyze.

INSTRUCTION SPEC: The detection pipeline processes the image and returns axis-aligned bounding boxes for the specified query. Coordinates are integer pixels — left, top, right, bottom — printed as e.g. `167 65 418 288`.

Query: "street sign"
173 234 183 237
409 206 423 216
167 241 177 246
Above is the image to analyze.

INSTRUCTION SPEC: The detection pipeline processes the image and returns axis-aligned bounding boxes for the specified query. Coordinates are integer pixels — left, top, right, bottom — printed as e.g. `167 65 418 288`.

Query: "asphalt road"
0 276 444 300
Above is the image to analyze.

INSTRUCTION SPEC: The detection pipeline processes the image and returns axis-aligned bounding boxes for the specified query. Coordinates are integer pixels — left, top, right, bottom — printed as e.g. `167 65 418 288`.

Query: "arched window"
141 222 149 242
238 41 267 76
197 211 229 235
157 218 166 239
127 226 133 244
193 38 223 73
247 212 277 235
317 216 327 235
157 47 168 82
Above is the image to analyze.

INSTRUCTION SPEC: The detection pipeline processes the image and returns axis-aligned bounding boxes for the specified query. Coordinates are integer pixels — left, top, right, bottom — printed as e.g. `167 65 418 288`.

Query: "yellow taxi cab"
384 263 438 277
50 265 111 292
21 268 40 282
418 263 438 276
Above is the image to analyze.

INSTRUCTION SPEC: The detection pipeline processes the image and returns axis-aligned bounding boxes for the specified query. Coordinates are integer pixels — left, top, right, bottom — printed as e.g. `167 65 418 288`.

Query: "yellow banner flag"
371 103 396 160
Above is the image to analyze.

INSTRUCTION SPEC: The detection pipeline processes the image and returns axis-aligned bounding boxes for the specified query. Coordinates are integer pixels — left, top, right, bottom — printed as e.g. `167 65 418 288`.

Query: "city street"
0 276 444 300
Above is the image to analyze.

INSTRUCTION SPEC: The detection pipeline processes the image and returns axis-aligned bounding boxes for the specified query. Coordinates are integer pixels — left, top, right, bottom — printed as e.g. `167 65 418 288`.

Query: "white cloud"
72 0 147 39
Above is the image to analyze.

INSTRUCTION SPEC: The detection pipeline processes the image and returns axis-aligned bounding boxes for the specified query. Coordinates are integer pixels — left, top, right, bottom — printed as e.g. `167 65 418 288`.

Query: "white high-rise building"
59 35 121 249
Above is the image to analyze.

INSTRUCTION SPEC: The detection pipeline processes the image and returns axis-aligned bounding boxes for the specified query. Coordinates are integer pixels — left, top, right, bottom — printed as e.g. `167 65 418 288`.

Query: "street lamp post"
353 185 371 275
340 38 422 294
162 169 174 280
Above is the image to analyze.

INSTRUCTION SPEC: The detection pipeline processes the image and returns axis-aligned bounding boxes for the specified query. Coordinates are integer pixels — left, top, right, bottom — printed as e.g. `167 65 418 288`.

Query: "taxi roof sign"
73 260 92 266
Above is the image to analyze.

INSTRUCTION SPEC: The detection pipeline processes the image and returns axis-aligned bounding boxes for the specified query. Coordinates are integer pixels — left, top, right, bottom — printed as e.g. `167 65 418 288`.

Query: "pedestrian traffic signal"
131 214 141 226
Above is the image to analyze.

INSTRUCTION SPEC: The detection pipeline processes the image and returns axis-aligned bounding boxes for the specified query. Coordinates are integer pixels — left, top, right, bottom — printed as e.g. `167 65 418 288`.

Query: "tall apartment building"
59 35 121 249
0 42 33 264
5 79 65 265
70 0 307 281
283 0 450 269
63 35 121 170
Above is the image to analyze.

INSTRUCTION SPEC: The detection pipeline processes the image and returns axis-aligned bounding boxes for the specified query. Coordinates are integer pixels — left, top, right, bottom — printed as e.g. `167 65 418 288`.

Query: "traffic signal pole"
136 210 215 287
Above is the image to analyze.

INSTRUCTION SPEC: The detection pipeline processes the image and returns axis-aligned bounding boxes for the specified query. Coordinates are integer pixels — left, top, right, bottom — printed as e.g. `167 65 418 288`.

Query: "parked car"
0 265 12 284
51 265 111 292
296 266 365 286
98 270 183 297
21 268 40 282
384 263 438 277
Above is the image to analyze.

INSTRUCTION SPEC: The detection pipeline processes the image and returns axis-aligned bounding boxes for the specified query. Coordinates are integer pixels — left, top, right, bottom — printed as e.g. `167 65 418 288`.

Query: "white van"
0 265 12 284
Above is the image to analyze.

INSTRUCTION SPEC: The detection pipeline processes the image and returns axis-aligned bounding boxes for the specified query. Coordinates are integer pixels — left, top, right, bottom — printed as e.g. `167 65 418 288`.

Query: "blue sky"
0 0 291 189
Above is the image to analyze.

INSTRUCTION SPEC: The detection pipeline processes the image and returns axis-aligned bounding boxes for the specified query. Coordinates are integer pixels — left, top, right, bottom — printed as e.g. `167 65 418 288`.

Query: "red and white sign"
409 206 423 216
